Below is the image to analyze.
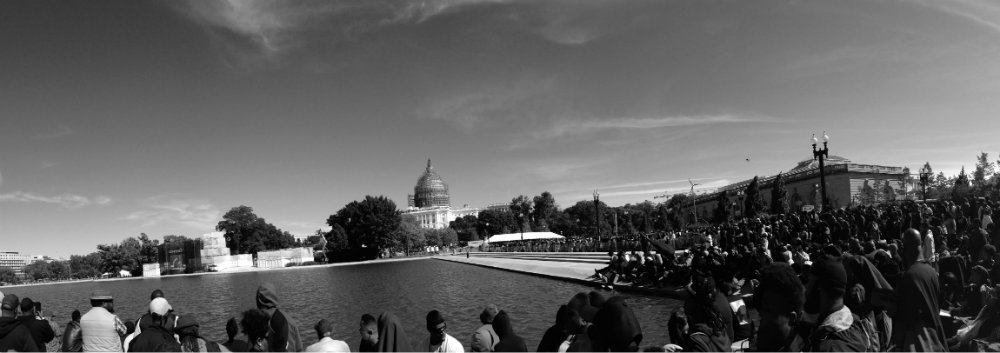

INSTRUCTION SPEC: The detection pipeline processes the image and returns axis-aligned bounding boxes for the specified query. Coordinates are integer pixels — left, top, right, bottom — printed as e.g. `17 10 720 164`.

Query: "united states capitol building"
404 159 480 229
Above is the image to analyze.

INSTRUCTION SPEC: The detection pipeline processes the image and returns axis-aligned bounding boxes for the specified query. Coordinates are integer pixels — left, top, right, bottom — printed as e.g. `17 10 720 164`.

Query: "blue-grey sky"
3 0 1000 258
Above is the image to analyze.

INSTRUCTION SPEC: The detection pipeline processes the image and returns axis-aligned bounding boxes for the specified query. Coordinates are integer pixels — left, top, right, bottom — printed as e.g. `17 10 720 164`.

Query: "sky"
2 0 1000 258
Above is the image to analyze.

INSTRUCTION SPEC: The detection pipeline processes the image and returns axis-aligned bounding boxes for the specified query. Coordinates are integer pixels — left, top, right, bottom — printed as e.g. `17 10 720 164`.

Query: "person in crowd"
491 311 527 352
255 282 303 352
127 297 181 352
799 254 873 352
0 293 39 352
81 290 127 352
560 307 591 352
419 310 463 353
470 305 499 352
63 309 84 352
136 289 178 335
893 228 948 351
567 293 598 323
359 314 379 352
375 312 412 352
305 319 350 352
683 273 734 343
241 309 271 353
682 276 731 352
223 317 250 352
753 263 805 352
18 297 55 350
589 297 643 352
176 316 229 352
537 306 573 352
664 310 688 352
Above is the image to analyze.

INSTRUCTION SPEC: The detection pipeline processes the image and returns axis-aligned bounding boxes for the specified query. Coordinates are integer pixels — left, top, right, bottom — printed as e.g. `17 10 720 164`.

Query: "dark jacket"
257 283 304 352
128 325 182 352
589 297 643 352
62 320 83 352
492 311 527 352
0 316 40 352
686 324 731 352
376 312 412 352
19 315 55 350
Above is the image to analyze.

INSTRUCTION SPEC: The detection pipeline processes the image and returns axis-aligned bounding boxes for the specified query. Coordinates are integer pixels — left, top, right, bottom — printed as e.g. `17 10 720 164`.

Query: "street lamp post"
812 132 831 212
919 166 932 202
593 190 601 241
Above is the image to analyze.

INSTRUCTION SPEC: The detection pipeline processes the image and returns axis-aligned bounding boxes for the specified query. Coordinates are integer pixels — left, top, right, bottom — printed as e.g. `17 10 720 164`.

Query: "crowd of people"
484 198 1000 351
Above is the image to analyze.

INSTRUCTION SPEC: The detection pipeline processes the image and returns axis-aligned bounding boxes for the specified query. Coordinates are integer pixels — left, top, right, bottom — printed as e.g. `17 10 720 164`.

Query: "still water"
6 258 681 351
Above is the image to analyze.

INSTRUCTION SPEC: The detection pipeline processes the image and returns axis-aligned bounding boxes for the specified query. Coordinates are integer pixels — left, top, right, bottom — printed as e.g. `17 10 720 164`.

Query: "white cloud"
533 115 774 139
125 195 221 230
170 0 507 67
0 192 111 209
916 0 1000 35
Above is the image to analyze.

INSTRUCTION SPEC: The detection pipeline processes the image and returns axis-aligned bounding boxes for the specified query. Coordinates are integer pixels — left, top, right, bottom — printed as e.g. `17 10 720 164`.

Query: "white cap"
149 297 170 316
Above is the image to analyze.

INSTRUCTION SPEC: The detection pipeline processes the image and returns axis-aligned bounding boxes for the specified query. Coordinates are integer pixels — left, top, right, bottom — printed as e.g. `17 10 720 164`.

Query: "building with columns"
404 159 480 229
678 156 908 222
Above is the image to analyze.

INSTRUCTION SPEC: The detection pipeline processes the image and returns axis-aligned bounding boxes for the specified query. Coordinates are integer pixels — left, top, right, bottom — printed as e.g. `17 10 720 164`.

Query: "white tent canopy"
485 232 564 243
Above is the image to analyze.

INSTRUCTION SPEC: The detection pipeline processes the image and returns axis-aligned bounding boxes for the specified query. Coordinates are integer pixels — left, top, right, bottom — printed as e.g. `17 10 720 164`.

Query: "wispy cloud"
170 0 506 67
34 125 76 140
0 192 111 209
532 115 775 140
423 76 561 131
916 0 1000 35
125 195 221 230
562 178 733 204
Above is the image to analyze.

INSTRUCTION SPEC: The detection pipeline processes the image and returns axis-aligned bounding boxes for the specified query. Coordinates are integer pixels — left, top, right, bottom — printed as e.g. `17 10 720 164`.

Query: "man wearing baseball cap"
127 298 180 352
81 290 127 352
0 293 39 352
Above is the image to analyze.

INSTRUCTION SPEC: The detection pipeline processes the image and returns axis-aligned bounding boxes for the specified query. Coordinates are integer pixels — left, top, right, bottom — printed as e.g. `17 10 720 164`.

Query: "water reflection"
7 259 681 350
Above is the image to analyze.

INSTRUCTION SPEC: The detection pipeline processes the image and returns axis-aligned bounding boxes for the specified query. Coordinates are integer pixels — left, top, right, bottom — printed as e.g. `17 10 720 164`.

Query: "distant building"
403 159 480 229
679 156 907 221
0 251 30 277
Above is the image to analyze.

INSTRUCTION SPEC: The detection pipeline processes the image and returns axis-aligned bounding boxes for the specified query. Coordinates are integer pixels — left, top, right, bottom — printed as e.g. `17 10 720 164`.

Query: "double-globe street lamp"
919 166 933 202
812 132 831 212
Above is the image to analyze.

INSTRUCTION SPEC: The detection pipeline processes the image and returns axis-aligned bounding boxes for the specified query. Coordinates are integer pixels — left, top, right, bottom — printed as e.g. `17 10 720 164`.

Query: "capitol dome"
414 159 450 208
789 155 851 172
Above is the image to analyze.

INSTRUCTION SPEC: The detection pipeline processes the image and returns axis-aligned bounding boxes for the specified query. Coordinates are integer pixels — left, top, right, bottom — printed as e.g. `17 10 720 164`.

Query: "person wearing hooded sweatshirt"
491 311 526 352
892 228 948 352
588 296 642 352
537 306 573 352
18 297 55 350
0 293 40 352
256 282 303 352
566 293 598 323
376 312 413 352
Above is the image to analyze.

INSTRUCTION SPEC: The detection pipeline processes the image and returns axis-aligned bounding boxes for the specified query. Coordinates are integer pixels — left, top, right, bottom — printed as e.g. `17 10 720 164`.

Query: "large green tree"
743 176 766 218
974 153 994 193
954 167 971 202
326 195 401 259
531 191 557 231
449 215 479 242
217 205 296 255
476 209 517 236
713 190 732 223
770 173 788 215
509 195 533 236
